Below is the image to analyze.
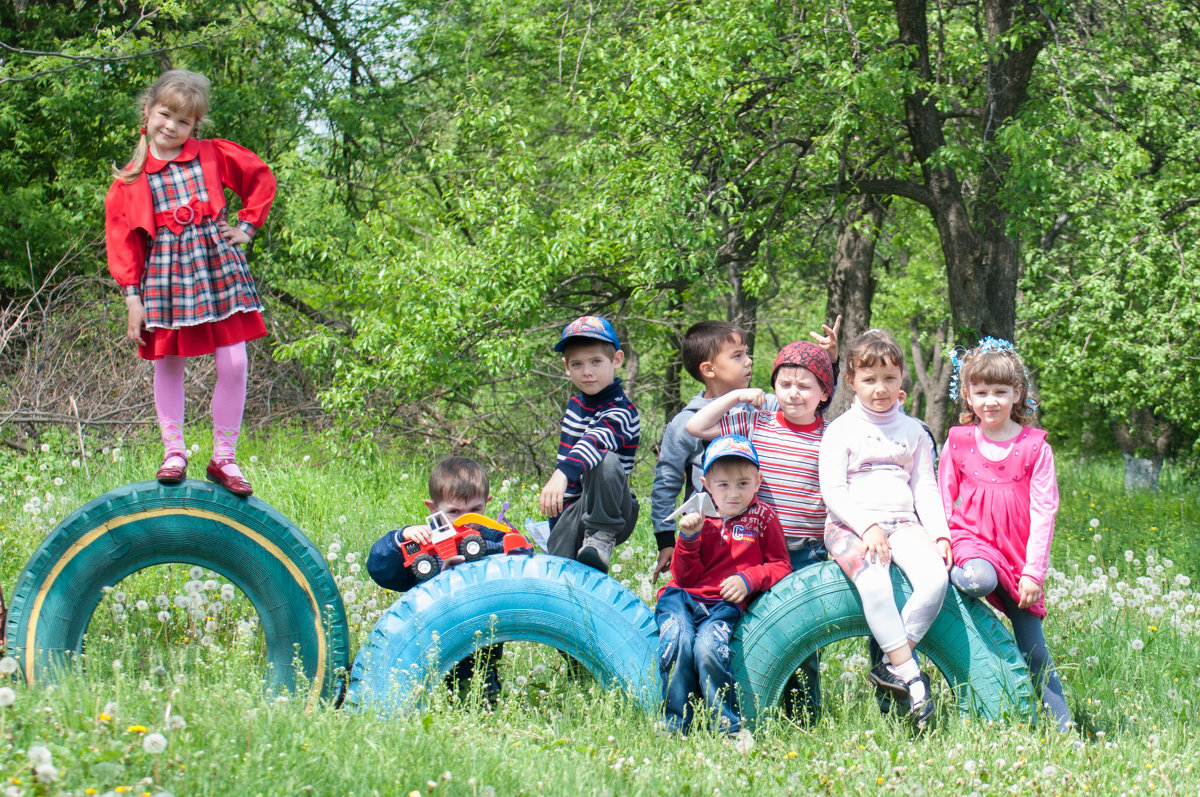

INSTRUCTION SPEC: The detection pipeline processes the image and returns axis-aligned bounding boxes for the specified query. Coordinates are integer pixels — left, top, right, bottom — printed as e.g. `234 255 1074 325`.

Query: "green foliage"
1021 1 1200 463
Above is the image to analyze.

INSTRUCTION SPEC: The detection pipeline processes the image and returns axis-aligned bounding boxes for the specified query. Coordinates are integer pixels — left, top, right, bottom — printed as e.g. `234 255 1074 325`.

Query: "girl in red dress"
939 338 1071 731
105 70 275 496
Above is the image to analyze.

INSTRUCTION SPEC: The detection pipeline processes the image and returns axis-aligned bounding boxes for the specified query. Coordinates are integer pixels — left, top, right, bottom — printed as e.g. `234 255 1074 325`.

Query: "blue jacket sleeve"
366 529 420 593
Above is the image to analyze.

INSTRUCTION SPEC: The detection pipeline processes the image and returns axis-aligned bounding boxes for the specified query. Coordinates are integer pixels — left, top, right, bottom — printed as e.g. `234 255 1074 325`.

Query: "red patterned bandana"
771 341 835 412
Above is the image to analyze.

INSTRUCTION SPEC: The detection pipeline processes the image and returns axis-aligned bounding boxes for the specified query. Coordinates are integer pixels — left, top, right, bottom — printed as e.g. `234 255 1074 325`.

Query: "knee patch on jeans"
696 621 733 668
658 616 682 668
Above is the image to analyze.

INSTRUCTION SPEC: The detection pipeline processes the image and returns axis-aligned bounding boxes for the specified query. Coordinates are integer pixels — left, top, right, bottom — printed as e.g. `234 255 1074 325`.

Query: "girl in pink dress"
938 338 1071 731
106 70 275 496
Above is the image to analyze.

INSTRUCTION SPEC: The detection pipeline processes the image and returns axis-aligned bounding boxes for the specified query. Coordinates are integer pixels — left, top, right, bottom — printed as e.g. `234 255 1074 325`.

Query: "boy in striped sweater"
538 315 640 573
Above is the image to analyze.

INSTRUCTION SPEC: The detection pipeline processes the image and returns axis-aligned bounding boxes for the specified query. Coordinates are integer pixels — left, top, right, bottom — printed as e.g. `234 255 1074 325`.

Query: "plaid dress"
144 157 264 330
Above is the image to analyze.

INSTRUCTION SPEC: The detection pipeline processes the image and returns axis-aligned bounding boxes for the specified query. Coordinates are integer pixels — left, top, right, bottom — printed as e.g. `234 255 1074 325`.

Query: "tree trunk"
825 195 886 418
1111 409 1173 492
891 0 1048 342
907 318 953 444
718 226 766 356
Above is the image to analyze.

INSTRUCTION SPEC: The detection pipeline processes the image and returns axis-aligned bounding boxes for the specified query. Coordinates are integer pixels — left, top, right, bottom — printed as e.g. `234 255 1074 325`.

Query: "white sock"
888 659 927 703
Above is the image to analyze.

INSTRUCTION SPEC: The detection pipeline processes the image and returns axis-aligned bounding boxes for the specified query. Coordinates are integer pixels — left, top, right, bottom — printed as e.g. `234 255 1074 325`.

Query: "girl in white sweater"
818 329 951 728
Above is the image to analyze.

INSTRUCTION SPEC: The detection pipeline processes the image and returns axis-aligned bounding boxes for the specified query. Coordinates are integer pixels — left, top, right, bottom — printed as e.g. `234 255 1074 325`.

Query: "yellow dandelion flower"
99 713 111 722
86 790 98 795
126 724 149 733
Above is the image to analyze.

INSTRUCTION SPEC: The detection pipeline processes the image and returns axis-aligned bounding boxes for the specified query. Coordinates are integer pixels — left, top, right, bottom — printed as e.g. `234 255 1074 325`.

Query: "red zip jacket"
658 498 792 610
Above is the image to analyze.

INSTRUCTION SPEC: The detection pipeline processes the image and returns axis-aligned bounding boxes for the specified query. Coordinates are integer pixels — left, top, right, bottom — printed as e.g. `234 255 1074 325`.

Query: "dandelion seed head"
28 745 52 765
0 656 17 675
34 763 58 783
142 732 168 754
1131 638 1144 651
0 687 15 707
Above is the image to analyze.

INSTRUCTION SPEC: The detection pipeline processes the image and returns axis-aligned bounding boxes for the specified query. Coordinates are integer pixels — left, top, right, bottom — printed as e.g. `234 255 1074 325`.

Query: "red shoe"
156 452 188 485
206 457 253 497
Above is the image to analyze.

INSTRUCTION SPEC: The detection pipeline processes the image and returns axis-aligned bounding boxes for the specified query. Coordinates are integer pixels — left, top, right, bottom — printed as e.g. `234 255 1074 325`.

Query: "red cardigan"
105 138 276 289
659 498 792 610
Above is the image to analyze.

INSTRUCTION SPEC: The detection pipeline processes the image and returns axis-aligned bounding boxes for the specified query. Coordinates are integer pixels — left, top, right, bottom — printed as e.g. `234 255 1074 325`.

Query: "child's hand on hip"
1017 576 1043 609
862 525 891 566
217 218 251 246
719 575 748 604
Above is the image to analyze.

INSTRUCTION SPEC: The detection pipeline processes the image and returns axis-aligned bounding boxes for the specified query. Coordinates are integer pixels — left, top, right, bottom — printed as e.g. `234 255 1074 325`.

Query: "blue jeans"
656 587 744 733
782 541 826 720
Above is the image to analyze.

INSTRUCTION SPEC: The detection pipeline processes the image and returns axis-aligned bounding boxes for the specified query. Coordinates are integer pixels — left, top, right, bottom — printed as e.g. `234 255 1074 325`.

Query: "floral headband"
948 337 1038 415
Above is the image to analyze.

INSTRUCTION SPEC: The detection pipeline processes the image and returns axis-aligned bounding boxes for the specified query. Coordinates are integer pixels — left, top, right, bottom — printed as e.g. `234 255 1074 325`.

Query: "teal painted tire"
733 561 1036 724
4 480 349 705
346 555 659 713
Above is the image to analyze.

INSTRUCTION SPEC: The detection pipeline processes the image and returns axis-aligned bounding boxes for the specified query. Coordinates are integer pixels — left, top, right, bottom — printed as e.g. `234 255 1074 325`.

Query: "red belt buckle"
172 203 196 227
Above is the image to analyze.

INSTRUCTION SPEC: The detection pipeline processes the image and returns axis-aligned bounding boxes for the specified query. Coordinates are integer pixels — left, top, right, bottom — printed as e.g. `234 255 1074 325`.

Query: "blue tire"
732 561 1037 724
346 555 659 713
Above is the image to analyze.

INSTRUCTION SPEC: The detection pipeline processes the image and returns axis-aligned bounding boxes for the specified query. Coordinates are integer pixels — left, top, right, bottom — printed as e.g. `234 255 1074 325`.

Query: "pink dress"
939 425 1058 618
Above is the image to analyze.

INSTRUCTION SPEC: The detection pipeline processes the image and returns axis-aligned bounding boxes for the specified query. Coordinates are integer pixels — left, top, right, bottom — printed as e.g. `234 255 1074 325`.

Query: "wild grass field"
1 429 1198 796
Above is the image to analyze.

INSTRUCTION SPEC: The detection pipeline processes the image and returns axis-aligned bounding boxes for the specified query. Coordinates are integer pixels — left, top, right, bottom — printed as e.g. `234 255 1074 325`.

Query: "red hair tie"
139 127 146 136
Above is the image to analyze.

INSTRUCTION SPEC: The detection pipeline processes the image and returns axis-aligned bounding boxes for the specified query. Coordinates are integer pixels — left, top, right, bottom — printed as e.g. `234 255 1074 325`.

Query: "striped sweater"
554 378 639 513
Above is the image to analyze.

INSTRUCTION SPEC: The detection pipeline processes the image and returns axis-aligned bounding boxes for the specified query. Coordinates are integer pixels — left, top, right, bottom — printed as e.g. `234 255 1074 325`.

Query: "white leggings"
828 523 949 653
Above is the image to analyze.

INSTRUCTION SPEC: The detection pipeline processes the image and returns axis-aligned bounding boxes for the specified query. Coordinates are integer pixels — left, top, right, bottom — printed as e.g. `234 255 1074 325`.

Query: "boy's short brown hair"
681 321 747 383
428 457 489 506
845 329 905 381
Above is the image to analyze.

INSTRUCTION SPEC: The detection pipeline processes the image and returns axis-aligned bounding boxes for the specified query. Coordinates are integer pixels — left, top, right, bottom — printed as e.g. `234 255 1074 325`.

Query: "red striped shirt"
721 411 826 539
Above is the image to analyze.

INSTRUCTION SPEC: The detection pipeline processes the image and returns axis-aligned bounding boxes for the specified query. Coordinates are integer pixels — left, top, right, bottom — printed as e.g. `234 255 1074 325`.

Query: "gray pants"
547 452 639 559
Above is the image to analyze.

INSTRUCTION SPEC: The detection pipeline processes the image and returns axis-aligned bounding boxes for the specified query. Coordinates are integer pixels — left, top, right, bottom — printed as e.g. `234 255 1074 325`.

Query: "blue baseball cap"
702 434 760 474
553 315 621 353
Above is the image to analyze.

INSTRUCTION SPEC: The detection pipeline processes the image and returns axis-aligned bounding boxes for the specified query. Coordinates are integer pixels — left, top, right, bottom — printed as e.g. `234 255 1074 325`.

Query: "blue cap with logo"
702 434 760 474
553 315 621 353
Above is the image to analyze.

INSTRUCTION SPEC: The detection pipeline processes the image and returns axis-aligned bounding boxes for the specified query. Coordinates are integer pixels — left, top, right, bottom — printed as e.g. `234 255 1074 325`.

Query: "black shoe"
907 674 935 730
867 661 911 699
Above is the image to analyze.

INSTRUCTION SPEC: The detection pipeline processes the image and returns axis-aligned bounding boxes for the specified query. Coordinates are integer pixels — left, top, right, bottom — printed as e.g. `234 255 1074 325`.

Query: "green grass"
2 428 1199 795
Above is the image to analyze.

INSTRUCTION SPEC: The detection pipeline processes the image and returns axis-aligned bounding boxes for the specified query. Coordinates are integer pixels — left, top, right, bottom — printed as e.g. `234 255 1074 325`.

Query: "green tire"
4 480 349 705
732 561 1037 724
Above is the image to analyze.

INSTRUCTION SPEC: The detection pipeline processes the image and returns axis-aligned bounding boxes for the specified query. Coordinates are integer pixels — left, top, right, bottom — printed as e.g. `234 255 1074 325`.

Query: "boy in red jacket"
656 435 791 738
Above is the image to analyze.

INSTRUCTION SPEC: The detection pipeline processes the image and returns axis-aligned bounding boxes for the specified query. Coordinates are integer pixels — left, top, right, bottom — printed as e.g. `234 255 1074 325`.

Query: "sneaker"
725 728 755 754
577 532 616 573
867 661 911 700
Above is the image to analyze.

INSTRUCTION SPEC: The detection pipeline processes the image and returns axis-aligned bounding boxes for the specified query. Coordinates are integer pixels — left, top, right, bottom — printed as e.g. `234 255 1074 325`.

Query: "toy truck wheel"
411 554 440 581
459 534 486 561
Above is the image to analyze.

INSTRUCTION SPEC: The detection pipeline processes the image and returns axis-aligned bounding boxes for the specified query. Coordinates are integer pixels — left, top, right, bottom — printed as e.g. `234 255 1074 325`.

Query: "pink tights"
154 342 248 475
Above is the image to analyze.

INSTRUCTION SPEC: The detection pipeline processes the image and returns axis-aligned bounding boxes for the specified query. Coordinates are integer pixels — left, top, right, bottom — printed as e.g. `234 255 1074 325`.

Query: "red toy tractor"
399 507 532 582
